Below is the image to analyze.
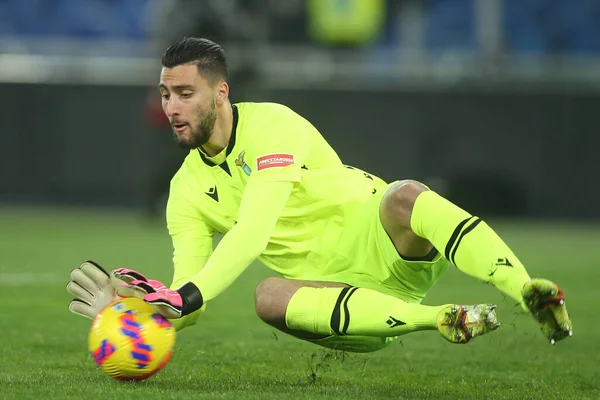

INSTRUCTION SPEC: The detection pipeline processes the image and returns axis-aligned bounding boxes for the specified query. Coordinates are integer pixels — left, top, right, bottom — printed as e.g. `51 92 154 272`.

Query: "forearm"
165 187 215 328
184 179 294 306
189 221 267 300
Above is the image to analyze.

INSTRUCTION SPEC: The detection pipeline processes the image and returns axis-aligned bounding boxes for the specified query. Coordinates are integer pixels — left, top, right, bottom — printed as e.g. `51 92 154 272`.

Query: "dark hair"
161 37 228 83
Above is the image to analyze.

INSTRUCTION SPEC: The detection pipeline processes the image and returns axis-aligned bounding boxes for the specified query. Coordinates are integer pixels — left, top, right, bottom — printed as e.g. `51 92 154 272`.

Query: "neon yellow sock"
410 191 531 303
285 286 447 337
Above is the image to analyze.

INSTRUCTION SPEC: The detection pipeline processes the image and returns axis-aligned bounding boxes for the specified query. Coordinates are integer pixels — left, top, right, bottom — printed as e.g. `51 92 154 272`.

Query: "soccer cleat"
522 279 572 345
437 304 501 344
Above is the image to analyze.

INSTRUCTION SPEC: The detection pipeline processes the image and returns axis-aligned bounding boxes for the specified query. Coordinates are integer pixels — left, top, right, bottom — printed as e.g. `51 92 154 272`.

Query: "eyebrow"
157 83 195 91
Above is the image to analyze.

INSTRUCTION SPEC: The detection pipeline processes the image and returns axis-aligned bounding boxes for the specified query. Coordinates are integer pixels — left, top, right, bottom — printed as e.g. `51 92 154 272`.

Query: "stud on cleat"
437 304 501 344
522 279 572 345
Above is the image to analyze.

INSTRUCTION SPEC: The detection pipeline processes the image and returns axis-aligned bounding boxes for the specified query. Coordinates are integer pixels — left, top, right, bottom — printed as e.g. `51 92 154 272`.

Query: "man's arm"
124 105 309 318
165 185 215 330
135 177 294 319
188 178 294 301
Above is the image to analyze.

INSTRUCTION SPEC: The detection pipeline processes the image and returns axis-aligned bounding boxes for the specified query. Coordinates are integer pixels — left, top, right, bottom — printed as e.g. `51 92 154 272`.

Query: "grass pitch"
0 206 598 399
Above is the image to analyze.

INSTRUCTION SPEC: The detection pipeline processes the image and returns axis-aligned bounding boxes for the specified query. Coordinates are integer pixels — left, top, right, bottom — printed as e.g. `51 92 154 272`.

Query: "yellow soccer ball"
88 297 176 380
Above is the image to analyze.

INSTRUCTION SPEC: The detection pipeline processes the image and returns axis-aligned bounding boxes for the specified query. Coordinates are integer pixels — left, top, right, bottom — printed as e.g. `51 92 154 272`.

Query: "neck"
202 102 233 157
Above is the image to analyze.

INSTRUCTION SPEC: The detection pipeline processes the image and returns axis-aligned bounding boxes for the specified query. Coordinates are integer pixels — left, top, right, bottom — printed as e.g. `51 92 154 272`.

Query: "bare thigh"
254 277 348 340
379 180 434 258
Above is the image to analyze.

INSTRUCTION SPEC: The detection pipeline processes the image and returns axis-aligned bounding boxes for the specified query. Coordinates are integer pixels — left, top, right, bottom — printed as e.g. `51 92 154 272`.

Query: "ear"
215 81 229 105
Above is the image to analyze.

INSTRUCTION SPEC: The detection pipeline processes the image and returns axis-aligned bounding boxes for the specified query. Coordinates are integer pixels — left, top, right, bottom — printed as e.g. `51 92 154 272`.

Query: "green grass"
1 206 598 399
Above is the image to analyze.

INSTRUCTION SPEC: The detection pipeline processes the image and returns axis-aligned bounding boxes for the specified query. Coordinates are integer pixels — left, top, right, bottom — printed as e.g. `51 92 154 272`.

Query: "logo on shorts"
257 153 295 171
235 150 252 176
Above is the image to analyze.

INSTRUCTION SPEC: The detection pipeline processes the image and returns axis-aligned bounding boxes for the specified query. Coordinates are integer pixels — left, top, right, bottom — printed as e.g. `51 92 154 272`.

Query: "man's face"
158 64 217 149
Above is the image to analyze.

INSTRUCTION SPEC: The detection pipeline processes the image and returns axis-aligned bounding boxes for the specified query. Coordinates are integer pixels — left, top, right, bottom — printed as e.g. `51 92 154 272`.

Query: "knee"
255 277 289 325
381 180 429 228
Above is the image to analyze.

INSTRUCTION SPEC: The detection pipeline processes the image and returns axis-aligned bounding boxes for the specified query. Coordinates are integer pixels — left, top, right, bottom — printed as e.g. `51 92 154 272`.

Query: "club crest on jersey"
257 153 295 171
235 150 252 176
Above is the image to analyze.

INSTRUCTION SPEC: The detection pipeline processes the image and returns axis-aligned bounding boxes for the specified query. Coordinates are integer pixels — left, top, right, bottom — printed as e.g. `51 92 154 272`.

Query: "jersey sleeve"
165 182 214 330
188 179 294 301
166 183 214 289
244 105 311 183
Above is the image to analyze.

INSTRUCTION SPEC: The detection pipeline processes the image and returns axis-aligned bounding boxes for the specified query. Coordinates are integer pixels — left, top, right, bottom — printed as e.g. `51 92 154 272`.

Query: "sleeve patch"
256 153 295 171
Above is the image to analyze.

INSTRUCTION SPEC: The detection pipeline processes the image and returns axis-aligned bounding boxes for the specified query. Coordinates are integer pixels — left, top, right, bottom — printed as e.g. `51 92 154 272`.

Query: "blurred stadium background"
0 0 598 219
1 2 599 399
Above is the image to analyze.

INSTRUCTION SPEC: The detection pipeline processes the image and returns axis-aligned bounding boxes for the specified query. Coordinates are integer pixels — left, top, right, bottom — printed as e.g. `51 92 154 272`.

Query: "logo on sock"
495 257 513 267
386 316 406 328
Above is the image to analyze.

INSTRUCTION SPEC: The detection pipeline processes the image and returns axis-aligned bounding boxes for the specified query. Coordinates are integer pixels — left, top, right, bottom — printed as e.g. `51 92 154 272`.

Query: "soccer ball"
88 297 176 380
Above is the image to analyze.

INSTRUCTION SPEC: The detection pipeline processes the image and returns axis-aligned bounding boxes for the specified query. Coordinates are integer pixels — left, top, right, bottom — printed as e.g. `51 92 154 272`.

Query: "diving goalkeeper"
67 37 571 352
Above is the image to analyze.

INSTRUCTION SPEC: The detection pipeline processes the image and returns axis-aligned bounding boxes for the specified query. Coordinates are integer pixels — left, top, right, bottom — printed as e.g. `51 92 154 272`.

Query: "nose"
164 98 180 118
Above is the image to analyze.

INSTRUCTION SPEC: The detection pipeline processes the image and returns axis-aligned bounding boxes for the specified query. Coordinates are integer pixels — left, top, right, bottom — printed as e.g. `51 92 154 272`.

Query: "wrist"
177 282 204 316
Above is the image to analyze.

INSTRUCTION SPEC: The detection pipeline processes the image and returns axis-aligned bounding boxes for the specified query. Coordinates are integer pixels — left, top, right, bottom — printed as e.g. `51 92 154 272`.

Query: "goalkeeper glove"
111 267 203 319
110 267 166 299
66 260 120 319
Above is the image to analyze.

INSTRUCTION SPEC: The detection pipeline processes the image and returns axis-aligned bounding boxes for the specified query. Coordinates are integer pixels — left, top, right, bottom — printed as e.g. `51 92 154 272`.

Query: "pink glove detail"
112 268 148 284
110 267 167 300
130 279 166 295
144 288 184 319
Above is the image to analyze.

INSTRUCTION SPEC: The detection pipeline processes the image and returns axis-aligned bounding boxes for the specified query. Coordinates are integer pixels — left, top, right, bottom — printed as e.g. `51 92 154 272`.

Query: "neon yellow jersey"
167 102 387 288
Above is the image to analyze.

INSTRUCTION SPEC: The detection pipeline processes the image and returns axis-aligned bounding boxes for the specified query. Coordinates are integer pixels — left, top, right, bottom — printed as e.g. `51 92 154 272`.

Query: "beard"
173 100 217 150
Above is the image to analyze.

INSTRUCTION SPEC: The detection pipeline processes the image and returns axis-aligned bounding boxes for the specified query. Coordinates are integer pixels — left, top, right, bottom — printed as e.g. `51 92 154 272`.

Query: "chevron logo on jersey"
257 153 295 171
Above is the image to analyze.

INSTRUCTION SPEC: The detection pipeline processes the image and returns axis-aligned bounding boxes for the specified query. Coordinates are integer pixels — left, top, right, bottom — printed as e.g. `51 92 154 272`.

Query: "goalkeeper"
67 37 571 352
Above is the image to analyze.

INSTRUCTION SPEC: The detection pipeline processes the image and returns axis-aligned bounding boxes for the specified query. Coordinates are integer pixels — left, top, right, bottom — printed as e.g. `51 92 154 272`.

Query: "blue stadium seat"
1 0 149 39
57 0 149 39
5 0 59 35
0 0 13 34
425 0 477 50
2 0 600 55
503 0 600 54
558 0 600 53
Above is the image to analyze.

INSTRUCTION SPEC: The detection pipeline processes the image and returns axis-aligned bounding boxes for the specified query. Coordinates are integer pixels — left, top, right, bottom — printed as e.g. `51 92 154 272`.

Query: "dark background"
1 83 596 218
0 0 598 219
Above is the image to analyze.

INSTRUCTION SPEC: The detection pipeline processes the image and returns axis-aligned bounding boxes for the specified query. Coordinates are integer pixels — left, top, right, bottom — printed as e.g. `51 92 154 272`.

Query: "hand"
67 261 120 319
111 268 203 319
143 288 185 319
142 282 204 319
110 267 183 318
110 267 166 299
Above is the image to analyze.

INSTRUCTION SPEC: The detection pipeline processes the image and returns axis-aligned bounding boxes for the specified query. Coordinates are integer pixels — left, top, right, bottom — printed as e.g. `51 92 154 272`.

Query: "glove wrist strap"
177 282 204 316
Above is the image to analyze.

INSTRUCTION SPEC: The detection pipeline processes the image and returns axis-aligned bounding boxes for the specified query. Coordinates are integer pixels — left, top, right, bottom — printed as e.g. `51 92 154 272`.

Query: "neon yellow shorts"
301 181 449 303
296 181 450 352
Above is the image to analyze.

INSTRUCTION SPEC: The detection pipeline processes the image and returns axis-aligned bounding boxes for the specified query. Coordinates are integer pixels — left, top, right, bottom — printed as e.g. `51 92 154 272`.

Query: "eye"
180 92 193 99
161 93 170 100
